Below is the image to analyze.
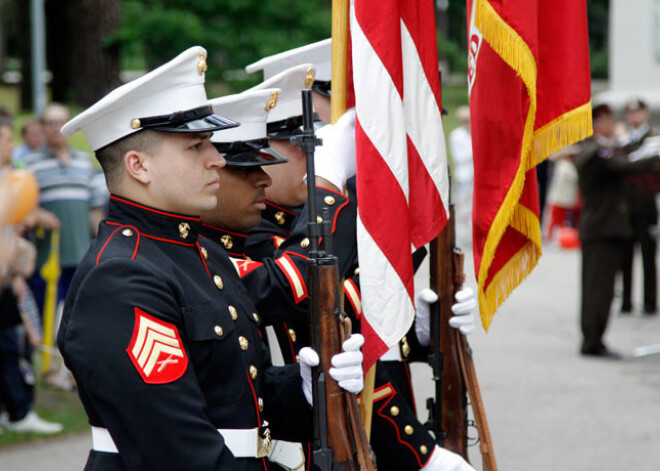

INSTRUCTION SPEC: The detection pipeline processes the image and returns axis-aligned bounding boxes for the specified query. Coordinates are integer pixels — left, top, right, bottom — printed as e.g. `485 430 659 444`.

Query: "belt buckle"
257 421 272 458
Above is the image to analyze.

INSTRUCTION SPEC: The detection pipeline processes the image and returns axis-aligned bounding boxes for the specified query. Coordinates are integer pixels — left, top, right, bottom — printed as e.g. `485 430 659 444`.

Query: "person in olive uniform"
56 47 364 471
576 103 660 358
618 98 659 315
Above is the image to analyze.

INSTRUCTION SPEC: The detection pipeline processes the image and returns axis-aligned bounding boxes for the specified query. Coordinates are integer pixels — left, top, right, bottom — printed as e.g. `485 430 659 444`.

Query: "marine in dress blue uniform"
206 68 473 471
55 47 370 471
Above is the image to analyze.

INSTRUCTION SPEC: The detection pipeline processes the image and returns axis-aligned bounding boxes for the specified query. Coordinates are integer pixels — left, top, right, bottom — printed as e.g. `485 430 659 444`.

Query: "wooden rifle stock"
310 260 377 471
300 89 376 470
429 204 498 470
429 205 468 456
456 332 498 471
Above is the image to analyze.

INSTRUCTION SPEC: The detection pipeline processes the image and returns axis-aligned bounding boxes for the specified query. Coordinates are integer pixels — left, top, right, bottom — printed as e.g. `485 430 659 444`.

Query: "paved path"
1 247 659 470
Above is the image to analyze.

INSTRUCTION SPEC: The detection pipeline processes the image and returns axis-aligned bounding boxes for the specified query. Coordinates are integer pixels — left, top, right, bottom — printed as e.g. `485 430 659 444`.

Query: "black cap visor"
267 116 305 140
214 139 289 167
138 105 239 133
312 80 332 98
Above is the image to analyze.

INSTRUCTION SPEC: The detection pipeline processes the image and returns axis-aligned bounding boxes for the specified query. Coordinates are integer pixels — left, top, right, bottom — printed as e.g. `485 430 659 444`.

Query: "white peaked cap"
209 89 280 143
245 38 331 82
61 46 235 151
245 64 314 124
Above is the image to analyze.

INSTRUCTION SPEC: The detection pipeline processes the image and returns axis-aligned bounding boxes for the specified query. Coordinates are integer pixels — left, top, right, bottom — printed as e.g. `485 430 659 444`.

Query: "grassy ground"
0 377 88 447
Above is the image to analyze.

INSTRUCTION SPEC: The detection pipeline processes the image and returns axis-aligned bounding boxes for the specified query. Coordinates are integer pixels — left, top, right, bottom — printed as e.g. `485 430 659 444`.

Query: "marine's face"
147 132 225 215
263 139 307 207
203 165 272 232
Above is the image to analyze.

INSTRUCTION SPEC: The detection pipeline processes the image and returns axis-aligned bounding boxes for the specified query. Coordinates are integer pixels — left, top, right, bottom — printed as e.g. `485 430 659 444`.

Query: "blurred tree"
116 0 331 91
69 0 121 106
587 0 609 79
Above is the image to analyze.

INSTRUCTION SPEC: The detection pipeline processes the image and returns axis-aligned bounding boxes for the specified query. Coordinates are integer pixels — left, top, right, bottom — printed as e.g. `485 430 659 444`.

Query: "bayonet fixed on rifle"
295 90 376 471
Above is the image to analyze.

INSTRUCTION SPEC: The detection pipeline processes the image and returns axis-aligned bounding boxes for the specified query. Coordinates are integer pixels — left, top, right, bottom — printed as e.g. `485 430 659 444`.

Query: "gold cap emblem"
305 67 315 88
178 222 190 239
130 118 141 129
220 234 233 250
197 51 208 75
265 91 279 112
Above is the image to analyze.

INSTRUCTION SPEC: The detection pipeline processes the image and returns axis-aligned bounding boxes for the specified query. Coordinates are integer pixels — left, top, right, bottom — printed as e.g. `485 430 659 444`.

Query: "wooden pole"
331 0 349 124
331 0 377 440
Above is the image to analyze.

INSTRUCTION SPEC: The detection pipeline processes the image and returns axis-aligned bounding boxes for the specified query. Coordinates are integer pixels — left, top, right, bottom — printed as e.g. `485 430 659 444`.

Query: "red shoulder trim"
96 224 141 265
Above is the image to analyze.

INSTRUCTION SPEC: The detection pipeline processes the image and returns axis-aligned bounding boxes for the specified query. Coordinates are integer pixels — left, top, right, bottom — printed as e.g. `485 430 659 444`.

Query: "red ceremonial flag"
468 0 592 329
351 0 448 369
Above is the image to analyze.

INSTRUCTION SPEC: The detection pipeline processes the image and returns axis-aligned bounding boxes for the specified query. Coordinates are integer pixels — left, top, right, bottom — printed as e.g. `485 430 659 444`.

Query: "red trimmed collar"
199 222 247 257
108 195 200 244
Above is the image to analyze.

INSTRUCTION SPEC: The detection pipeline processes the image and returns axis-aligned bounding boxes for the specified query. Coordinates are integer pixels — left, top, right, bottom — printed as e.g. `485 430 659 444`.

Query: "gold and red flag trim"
469 0 592 329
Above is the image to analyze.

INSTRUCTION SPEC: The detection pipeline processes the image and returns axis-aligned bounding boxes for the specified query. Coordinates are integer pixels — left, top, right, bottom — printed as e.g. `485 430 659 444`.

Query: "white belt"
91 427 304 469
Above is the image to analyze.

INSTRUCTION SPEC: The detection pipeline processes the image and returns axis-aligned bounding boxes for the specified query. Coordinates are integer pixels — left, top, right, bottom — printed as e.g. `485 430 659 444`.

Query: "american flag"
350 0 448 369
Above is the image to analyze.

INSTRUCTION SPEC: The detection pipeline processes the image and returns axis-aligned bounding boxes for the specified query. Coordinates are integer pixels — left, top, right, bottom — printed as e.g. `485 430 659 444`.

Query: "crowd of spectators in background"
0 103 108 434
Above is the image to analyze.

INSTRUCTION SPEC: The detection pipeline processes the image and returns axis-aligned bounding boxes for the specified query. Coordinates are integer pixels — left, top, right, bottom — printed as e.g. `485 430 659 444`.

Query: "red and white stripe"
351 0 448 369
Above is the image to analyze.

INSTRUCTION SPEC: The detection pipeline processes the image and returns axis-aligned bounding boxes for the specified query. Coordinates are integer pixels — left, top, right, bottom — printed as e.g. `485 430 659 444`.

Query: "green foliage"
438 30 467 75
116 0 331 92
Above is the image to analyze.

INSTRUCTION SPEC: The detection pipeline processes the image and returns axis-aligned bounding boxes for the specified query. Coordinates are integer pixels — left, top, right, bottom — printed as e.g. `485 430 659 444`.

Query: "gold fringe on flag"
474 0 541 329
532 102 593 167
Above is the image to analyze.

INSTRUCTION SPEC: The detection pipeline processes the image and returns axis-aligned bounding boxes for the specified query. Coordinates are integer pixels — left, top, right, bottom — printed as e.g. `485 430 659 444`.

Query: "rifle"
427 202 468 456
297 89 376 471
426 185 498 471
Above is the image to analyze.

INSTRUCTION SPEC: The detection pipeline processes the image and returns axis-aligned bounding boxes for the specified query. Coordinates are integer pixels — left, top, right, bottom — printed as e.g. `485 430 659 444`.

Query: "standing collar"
199 223 247 257
262 200 300 233
108 194 200 244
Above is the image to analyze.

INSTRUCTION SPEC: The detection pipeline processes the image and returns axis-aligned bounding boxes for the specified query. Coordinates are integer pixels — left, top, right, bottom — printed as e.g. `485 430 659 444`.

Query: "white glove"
414 287 477 347
414 288 437 347
450 287 476 335
420 445 475 471
299 333 365 405
329 333 364 394
313 109 356 190
299 347 319 406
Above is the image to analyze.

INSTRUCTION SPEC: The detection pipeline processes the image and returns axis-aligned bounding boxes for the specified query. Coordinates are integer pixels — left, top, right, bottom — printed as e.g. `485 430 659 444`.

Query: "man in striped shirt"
24 103 107 315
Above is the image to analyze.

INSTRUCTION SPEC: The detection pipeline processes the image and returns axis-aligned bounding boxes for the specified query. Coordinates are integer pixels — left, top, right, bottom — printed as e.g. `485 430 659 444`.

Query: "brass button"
252 313 260 323
130 118 141 129
258 397 264 411
239 336 249 350
404 425 414 435
214 325 223 336
317 215 323 223
288 329 297 342
324 195 336 206
249 365 258 380
121 228 133 237
213 275 224 290
390 406 400 416
201 247 208 259
401 336 410 358
354 267 360 276
300 238 310 249
228 305 238 320
420 445 428 455
295 355 300 363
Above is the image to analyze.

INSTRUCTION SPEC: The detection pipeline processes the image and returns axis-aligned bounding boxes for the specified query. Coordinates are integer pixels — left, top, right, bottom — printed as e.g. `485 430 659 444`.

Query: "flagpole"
331 0 376 441
331 0 349 124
